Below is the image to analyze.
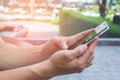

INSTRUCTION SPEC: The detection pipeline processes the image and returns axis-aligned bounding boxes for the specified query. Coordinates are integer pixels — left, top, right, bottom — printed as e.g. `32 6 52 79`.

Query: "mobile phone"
68 21 109 49
82 21 109 44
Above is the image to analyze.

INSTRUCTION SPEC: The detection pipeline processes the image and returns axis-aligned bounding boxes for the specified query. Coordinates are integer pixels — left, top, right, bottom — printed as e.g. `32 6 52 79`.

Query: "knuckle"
77 47 84 54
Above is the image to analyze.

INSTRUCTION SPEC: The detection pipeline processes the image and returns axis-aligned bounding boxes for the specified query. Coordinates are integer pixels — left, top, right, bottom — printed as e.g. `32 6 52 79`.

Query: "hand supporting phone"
68 21 109 49
82 21 109 44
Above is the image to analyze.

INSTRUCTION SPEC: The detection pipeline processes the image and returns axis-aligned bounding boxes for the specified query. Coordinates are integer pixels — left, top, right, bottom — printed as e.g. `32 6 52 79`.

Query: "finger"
81 38 98 63
66 44 88 61
67 29 93 49
86 61 93 68
88 37 99 52
87 55 94 64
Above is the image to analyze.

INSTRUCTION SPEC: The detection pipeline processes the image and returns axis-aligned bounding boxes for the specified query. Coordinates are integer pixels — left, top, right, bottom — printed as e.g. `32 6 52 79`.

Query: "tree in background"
96 0 107 18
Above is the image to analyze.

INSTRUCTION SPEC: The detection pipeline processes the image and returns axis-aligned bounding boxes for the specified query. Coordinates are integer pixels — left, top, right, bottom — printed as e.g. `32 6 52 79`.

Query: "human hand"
0 29 94 70
31 38 98 79
47 38 98 76
0 38 98 80
42 29 93 56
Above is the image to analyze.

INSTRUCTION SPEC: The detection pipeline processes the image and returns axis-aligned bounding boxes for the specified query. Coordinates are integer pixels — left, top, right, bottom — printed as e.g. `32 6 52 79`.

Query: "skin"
0 29 98 80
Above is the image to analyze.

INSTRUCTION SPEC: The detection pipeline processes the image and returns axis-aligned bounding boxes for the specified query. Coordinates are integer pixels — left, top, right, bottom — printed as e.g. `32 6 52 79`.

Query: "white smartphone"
82 21 109 44
68 21 109 49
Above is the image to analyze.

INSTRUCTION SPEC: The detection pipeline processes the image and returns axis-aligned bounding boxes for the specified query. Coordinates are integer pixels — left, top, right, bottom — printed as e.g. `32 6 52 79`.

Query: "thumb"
51 44 87 63
68 44 88 60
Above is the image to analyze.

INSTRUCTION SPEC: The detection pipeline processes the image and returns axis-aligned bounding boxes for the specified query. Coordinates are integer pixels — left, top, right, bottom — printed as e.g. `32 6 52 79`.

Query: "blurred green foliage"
59 10 120 38
116 4 120 10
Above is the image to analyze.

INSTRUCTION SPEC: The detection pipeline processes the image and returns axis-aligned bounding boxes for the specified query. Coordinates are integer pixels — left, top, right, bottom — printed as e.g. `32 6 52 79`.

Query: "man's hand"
49 38 98 75
42 29 93 56
0 38 98 80
0 29 94 70
30 38 98 79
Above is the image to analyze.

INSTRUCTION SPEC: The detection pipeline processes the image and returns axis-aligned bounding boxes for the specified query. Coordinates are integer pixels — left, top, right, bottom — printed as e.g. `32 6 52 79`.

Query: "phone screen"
68 21 109 49
82 21 109 44
82 30 97 44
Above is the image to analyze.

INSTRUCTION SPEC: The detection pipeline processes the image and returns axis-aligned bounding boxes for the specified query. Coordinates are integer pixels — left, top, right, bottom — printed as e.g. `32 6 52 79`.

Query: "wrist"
28 60 58 79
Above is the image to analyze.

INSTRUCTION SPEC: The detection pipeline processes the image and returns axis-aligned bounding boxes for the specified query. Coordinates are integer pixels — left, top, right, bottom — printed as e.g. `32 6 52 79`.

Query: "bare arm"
0 63 49 80
0 38 98 80
0 29 93 70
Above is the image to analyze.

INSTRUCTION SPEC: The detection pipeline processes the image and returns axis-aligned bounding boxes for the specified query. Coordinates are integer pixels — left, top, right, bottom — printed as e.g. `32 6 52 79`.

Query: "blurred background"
0 0 120 80
0 0 120 39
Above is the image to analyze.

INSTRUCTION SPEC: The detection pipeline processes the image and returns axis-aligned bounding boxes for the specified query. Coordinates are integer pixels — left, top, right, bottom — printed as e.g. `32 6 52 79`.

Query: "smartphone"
82 21 109 44
68 21 109 49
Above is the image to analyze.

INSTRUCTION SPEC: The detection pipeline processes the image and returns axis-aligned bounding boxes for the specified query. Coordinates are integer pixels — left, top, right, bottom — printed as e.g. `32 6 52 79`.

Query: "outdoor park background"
0 0 120 80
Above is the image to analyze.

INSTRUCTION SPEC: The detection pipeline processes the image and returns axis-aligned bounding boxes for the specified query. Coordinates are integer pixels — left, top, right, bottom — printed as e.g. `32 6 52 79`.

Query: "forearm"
0 44 50 70
0 66 49 80
29 60 57 79
0 37 53 66
2 37 34 47
0 36 67 70
0 60 57 80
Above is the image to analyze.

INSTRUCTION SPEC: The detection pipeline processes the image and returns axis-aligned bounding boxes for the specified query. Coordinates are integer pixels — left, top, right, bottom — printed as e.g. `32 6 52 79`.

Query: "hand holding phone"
82 21 109 44
69 21 109 49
